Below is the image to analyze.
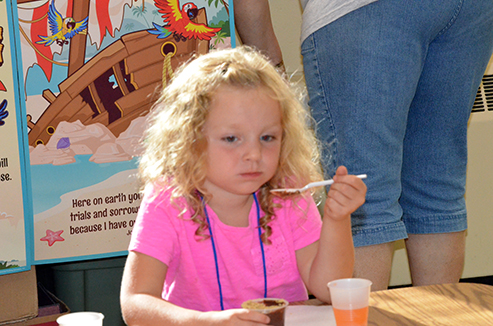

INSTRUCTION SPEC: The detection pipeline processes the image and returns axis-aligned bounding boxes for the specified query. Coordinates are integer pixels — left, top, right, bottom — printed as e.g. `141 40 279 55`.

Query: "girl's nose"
244 141 262 161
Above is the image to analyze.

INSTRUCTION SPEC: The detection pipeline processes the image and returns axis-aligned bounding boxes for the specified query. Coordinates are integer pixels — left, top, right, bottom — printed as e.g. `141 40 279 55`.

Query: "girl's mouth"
241 172 262 178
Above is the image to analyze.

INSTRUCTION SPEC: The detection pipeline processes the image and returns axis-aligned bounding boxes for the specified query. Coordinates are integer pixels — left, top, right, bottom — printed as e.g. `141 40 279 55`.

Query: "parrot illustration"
0 99 8 126
36 1 88 47
154 0 221 41
147 22 173 39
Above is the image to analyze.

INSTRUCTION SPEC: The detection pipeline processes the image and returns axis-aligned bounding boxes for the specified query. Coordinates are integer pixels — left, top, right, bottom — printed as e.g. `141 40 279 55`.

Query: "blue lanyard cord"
205 210 225 311
254 193 268 299
202 193 267 311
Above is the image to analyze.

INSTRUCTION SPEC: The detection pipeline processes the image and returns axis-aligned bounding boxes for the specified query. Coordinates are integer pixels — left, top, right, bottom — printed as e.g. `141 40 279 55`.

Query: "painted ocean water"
31 155 139 215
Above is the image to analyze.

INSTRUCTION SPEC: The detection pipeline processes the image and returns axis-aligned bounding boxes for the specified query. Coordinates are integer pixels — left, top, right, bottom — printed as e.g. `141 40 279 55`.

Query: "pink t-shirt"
129 185 322 311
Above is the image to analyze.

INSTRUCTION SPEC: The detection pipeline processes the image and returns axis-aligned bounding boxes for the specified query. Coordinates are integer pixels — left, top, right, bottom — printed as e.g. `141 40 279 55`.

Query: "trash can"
52 256 127 326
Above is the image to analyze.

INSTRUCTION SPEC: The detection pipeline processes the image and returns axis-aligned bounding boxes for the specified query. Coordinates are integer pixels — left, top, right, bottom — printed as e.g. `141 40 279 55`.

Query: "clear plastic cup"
242 298 288 326
57 312 104 326
328 278 372 326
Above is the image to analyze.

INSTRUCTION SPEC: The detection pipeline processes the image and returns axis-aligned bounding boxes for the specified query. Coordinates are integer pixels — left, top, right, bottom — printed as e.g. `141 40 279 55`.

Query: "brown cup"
241 298 288 326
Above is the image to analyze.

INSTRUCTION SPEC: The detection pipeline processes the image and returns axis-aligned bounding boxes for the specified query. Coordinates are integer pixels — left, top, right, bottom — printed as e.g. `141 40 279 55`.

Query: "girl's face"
202 85 282 199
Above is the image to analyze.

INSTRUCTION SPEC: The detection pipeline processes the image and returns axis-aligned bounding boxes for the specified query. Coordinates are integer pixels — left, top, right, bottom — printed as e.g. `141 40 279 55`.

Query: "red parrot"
154 0 221 41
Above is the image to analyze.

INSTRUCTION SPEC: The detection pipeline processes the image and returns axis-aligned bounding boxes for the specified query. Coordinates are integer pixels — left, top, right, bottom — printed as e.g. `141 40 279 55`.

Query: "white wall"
268 0 304 76
268 0 493 286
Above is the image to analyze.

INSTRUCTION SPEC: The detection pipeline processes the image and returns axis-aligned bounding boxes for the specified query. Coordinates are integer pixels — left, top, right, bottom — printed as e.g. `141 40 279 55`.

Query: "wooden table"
369 282 493 325
298 283 493 325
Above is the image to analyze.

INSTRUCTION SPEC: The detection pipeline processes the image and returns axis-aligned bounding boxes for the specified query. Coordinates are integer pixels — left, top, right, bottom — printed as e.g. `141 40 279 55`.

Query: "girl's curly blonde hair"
139 46 323 244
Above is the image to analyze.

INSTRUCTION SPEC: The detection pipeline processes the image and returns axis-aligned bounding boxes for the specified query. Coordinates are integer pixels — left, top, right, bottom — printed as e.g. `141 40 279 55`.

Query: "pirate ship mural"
19 0 230 149
16 0 233 262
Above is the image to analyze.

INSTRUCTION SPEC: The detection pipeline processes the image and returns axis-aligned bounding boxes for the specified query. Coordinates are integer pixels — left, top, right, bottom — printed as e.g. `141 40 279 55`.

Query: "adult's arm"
233 0 284 67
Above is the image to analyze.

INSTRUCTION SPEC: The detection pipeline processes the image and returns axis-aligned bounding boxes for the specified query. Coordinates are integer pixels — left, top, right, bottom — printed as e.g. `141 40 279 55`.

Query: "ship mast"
68 0 90 76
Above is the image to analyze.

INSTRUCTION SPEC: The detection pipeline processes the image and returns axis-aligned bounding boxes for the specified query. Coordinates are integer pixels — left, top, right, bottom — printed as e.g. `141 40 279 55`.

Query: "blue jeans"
301 0 493 247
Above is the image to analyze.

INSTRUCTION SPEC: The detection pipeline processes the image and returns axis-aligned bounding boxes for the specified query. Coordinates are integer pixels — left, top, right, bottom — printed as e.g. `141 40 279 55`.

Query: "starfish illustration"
40 229 65 246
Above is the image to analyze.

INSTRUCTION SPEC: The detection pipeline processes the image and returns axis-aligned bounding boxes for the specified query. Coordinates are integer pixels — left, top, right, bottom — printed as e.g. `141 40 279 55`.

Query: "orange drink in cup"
333 306 369 326
328 278 372 326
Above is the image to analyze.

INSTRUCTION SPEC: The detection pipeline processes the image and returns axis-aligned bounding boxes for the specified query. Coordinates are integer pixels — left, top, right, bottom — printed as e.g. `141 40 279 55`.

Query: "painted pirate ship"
24 1 220 147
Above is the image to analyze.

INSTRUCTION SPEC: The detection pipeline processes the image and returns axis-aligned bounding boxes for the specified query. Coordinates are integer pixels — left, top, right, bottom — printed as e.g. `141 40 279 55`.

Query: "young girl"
120 46 367 325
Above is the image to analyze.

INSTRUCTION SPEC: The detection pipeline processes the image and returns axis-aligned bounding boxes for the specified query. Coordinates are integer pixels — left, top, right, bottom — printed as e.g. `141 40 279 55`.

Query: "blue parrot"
0 99 8 126
147 22 172 39
36 1 88 47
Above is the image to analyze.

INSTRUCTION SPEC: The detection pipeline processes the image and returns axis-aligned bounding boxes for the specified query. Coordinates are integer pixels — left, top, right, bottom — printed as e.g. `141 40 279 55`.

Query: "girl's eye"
223 136 238 143
261 135 275 142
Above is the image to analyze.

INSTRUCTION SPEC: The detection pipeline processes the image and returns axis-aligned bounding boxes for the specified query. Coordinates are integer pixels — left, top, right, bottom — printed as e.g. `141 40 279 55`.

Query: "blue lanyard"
203 193 267 310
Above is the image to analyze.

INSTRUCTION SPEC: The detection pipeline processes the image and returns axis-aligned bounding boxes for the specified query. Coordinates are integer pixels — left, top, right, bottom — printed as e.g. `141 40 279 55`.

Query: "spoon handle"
307 174 367 190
